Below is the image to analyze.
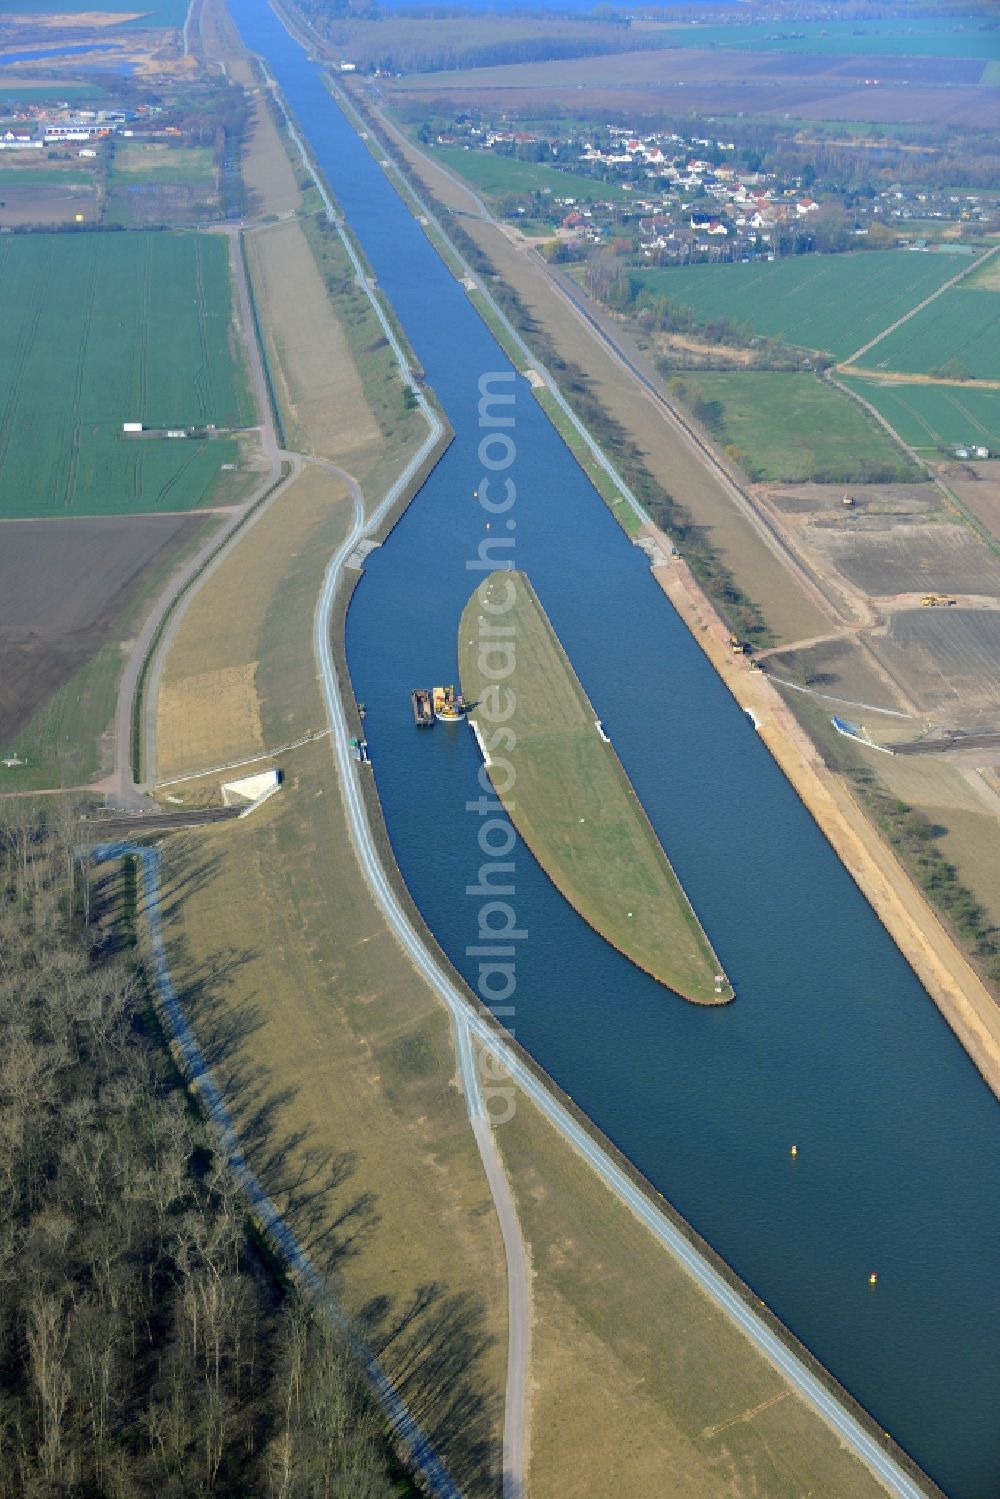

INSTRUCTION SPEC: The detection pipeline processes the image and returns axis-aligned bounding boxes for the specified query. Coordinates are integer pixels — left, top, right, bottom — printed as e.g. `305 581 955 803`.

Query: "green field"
856 287 1000 381
0 231 252 518
668 370 918 483
459 571 731 1004
0 84 101 104
634 252 961 360
840 376 1000 455
643 17 1000 61
432 144 629 204
112 141 215 185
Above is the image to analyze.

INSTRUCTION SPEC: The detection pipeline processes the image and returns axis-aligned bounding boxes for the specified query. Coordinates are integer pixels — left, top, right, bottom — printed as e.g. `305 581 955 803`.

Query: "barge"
411 688 434 727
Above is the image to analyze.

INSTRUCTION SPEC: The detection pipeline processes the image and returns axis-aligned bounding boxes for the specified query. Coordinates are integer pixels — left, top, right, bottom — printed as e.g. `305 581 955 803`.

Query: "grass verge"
131 463 291 784
157 464 341 780
663 370 920 485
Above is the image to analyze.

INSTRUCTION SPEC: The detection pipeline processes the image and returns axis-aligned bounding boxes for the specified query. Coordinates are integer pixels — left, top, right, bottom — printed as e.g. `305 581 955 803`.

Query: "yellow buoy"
869 1272 878 1286
790 1144 798 1157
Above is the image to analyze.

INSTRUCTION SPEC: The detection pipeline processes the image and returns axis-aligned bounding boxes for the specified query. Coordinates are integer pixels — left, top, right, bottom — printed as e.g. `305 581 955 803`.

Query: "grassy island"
459 572 733 1004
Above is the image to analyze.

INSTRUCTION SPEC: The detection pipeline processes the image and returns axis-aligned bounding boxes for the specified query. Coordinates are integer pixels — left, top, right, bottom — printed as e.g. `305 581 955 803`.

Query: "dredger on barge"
433 685 466 722
411 685 467 725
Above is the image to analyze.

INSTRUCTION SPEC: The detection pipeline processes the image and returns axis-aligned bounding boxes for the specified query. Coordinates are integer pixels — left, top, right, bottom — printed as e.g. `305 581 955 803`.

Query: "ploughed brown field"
0 512 202 744
387 45 997 127
0 183 98 227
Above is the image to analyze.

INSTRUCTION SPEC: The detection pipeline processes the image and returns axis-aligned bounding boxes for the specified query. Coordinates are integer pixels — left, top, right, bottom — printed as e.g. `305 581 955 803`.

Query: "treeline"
0 814 406 1496
346 35 633 75
585 259 825 371
849 772 1000 988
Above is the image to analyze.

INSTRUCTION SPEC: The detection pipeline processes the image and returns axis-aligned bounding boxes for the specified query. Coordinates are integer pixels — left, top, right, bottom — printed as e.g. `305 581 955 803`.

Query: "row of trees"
0 813 405 1496
584 258 826 372
848 771 1000 990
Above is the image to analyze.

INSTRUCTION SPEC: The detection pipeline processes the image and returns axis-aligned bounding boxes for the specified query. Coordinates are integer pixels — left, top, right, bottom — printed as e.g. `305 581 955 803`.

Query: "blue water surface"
230 5 1000 1494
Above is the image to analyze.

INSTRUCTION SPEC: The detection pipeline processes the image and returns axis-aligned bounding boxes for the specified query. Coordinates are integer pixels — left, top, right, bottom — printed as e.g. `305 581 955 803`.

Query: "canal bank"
228 5 1000 1496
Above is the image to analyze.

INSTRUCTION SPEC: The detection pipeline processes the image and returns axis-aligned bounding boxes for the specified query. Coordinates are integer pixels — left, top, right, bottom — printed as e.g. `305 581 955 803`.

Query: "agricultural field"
0 511 208 784
0 81 101 105
0 230 251 518
0 178 98 226
633 252 961 361
874 608 1000 723
386 44 995 128
112 140 215 186
855 287 1000 381
805 520 1000 600
430 144 629 204
965 255 1000 292
0 168 92 187
106 141 219 224
945 463 1000 542
636 16 1000 62
840 376 1000 456
667 371 917 484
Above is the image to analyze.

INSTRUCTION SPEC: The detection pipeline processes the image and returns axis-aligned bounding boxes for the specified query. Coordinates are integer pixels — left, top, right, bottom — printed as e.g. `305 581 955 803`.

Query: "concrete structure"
43 122 113 141
221 767 282 813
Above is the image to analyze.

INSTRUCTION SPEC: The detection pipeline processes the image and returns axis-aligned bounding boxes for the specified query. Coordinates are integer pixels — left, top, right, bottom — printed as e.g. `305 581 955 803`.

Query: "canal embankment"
647 524 1000 1098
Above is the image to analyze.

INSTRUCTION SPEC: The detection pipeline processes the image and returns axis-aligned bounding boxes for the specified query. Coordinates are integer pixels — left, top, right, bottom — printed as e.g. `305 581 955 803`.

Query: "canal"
231 5 1000 1493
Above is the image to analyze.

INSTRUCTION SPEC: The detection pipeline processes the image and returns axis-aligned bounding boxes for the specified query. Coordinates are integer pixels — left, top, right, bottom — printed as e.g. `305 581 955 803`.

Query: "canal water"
231 5 1000 1492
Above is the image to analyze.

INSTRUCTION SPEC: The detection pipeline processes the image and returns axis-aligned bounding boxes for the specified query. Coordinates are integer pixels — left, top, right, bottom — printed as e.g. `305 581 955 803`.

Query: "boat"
411 688 434 727
432 684 466 722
